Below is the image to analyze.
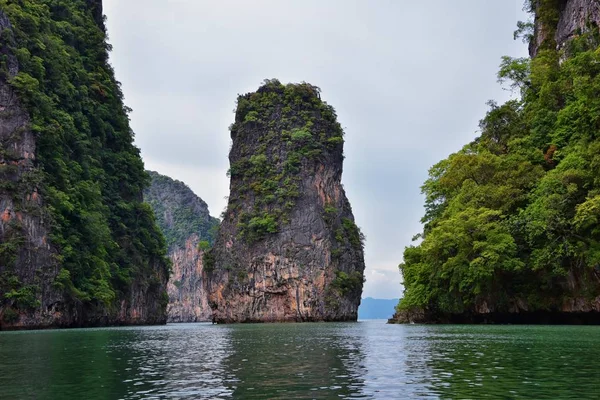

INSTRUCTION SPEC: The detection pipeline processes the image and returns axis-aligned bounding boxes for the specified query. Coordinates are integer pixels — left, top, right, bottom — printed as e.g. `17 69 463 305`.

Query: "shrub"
198 240 211 251
342 218 365 250
331 271 364 295
203 250 216 273
290 128 313 142
327 136 344 146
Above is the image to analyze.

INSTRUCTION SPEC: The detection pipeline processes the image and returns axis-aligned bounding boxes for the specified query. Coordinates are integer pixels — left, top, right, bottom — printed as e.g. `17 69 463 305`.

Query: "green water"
0 321 598 399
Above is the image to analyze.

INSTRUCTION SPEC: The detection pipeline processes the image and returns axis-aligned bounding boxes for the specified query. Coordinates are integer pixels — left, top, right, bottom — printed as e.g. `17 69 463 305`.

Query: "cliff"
0 1 169 329
205 80 365 323
529 0 600 57
392 0 600 324
145 171 219 322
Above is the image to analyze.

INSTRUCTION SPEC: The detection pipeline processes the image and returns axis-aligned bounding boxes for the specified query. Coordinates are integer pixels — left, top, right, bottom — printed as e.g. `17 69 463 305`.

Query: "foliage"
342 218 365 250
0 0 169 309
145 171 219 250
238 212 278 242
198 240 211 252
225 79 345 243
4 284 41 309
514 20 534 43
399 18 600 315
331 271 364 296
203 250 216 274
2 307 18 323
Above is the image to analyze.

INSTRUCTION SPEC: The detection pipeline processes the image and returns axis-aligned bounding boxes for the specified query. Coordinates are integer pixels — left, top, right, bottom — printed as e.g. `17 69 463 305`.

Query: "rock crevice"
145 171 218 323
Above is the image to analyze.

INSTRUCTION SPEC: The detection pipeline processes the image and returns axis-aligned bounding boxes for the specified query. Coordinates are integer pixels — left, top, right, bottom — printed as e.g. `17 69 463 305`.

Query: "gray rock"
530 0 600 56
205 81 365 323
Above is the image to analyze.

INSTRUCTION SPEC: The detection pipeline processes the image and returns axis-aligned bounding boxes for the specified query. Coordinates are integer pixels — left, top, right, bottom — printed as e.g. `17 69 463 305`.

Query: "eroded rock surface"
205 80 365 323
530 0 600 56
0 2 168 330
145 171 218 322
0 9 64 328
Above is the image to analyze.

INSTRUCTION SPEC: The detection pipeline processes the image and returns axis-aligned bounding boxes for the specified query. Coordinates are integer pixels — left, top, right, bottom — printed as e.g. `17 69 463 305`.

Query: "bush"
4 284 41 309
239 212 279 242
342 218 365 250
290 128 313 142
331 271 364 295
203 250 216 274
327 136 344 146
2 308 18 323
198 240 211 251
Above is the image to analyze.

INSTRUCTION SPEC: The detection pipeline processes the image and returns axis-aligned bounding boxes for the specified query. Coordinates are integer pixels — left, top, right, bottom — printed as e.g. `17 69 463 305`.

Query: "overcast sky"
103 1 529 299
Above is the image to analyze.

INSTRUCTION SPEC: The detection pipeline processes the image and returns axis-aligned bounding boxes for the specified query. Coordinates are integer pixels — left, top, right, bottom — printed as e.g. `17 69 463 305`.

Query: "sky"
103 0 530 299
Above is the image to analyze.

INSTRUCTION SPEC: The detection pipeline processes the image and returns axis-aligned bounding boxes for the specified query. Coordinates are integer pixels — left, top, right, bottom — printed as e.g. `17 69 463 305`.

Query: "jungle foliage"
144 171 219 251
0 0 168 308
398 6 600 315
225 79 352 243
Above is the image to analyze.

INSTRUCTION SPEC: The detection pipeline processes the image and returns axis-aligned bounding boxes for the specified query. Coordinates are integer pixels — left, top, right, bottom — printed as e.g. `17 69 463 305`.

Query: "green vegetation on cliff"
0 1 168 312
398 4 600 317
223 79 360 248
144 171 219 250
206 80 365 322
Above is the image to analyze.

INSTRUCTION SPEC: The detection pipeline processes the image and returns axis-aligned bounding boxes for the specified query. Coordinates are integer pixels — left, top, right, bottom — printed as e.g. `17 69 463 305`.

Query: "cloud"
363 265 404 299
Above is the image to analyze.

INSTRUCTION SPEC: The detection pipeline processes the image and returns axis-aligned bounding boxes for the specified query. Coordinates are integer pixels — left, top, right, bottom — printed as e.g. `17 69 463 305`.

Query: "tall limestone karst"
145 171 219 323
205 80 365 323
0 0 169 329
393 0 600 324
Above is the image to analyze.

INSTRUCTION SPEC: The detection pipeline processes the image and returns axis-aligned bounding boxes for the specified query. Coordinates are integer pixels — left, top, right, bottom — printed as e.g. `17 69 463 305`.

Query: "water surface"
0 321 598 399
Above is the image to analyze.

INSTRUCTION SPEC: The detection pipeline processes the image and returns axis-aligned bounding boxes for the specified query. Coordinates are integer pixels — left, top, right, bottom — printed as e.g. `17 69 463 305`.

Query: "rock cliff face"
0 8 62 329
205 80 365 323
145 171 218 322
166 235 212 322
530 0 600 57
0 1 168 329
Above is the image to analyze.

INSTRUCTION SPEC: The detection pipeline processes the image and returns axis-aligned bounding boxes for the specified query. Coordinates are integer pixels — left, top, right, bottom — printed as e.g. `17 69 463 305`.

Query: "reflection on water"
221 323 366 398
420 325 600 399
1 322 599 399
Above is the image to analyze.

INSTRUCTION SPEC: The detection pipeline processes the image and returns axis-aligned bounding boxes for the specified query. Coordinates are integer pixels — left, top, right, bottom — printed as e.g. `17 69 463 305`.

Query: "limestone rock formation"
529 0 600 57
166 235 212 322
205 80 365 323
391 0 600 325
145 171 218 322
0 1 168 329
0 8 61 329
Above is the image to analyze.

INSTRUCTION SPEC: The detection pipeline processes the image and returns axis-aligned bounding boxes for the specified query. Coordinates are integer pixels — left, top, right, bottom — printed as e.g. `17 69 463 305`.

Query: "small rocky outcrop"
205 80 366 323
145 171 219 322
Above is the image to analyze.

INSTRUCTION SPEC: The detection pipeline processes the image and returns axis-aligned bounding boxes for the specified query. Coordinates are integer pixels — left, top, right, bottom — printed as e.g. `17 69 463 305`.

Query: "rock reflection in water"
221 323 366 399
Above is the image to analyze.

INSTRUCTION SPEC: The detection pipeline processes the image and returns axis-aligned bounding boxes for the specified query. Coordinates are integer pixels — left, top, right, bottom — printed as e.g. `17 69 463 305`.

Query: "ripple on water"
0 322 599 399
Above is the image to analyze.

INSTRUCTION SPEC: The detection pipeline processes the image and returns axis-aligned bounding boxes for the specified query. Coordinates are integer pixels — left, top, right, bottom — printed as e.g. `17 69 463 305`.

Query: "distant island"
358 298 399 320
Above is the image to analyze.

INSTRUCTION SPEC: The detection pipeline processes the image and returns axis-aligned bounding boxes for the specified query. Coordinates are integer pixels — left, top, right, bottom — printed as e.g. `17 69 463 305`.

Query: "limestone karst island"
1 0 600 398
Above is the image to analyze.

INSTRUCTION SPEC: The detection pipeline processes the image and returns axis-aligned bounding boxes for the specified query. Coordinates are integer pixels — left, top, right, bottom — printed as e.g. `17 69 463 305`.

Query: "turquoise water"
0 321 599 399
